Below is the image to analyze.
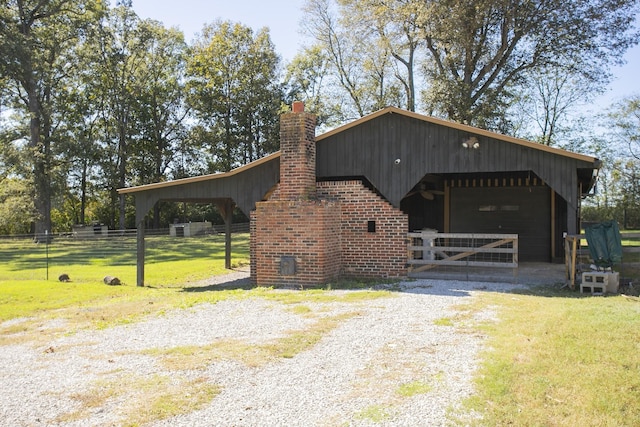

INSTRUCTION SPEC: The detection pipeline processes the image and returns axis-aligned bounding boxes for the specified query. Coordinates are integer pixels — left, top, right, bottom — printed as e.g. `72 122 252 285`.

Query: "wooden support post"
444 182 450 233
551 189 556 259
216 199 234 270
225 202 232 270
136 219 145 287
565 236 570 281
564 236 579 290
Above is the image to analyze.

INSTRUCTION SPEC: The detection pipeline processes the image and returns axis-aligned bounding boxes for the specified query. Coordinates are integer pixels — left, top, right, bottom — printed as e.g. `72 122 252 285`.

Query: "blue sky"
126 0 307 61
125 0 639 112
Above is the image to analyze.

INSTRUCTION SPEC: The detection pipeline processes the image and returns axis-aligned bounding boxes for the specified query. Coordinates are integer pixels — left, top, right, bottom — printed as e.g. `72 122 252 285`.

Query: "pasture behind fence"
0 223 250 282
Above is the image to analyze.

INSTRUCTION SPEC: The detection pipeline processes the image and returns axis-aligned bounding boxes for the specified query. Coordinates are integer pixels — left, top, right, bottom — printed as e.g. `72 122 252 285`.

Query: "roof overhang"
118 107 600 195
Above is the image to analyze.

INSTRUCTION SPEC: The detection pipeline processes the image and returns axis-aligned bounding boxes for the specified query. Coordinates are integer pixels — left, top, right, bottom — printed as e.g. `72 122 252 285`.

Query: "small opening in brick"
367 220 376 233
280 256 296 275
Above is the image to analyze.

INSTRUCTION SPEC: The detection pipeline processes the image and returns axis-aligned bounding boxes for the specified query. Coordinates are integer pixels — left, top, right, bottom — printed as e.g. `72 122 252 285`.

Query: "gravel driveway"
0 273 523 426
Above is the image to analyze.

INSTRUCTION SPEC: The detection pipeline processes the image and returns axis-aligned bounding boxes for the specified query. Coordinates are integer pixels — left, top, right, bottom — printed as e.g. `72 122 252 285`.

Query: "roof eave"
117 151 281 194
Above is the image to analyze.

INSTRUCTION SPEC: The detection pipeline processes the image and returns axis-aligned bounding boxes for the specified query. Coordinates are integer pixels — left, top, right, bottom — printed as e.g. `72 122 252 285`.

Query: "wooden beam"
551 189 556 259
216 199 235 270
444 182 450 232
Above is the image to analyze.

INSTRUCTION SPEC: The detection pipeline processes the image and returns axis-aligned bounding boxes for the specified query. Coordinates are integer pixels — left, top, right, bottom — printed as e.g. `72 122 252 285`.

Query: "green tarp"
584 220 623 268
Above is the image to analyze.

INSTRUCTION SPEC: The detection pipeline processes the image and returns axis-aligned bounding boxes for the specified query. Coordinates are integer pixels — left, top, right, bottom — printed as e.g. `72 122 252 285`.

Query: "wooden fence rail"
565 232 640 289
407 231 518 278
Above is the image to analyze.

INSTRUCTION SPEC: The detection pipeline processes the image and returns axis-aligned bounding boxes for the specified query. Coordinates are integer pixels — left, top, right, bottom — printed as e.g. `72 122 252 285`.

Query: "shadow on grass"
516 282 639 298
179 277 399 293
181 277 253 292
175 272 639 298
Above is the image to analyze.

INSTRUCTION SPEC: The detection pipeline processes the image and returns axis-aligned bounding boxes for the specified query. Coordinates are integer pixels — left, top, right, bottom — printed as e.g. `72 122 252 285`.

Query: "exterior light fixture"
462 136 479 149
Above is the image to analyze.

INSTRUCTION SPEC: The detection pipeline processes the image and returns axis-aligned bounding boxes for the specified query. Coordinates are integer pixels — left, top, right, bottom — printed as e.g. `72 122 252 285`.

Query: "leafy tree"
187 20 282 172
129 22 189 185
302 0 408 121
607 96 640 228
130 21 189 228
610 95 640 160
284 45 344 128
50 45 104 228
302 0 639 130
417 0 639 128
232 27 283 163
582 97 640 228
0 178 34 235
0 0 106 239
339 0 422 112
88 4 160 229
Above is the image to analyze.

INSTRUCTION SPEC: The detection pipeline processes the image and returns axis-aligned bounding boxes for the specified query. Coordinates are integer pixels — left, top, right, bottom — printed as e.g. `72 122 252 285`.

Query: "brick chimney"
278 101 317 200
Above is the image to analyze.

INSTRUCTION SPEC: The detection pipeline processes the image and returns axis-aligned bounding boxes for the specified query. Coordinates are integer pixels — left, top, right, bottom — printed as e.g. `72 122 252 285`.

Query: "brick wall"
278 102 317 201
317 180 408 278
251 200 342 286
251 180 408 285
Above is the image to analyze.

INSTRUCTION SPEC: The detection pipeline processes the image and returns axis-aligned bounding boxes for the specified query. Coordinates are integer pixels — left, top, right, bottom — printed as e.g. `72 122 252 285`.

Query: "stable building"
118 103 600 287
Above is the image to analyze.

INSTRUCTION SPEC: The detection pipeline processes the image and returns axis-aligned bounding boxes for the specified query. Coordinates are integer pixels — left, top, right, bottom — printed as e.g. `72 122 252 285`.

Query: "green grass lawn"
0 233 250 286
460 287 640 426
0 233 250 322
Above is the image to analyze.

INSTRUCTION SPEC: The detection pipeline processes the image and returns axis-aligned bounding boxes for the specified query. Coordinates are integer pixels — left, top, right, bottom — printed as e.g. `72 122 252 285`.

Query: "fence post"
45 230 49 280
137 220 145 287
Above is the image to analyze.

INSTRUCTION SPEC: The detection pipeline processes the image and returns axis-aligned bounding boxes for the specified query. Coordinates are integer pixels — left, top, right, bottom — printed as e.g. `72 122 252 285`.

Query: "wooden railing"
565 232 640 290
407 231 518 277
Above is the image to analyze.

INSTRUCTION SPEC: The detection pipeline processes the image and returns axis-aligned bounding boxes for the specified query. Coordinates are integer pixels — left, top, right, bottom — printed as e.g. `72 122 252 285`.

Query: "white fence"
407 231 518 280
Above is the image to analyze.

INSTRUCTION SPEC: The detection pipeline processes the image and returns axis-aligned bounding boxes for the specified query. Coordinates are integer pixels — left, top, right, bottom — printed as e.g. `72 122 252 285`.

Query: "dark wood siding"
133 156 280 222
316 112 593 213
450 186 551 262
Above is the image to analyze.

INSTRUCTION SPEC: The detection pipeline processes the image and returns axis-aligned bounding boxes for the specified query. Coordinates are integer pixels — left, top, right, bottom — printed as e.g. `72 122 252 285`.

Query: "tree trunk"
118 117 127 231
27 78 51 242
80 158 87 225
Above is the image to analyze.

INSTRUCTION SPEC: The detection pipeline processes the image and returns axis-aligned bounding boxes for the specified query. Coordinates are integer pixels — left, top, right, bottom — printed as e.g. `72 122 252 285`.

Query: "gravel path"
0 272 524 426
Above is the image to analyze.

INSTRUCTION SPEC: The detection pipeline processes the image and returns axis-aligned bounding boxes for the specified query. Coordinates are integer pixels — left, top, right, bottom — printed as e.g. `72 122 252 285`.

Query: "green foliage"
354 405 393 422
302 0 639 130
1 0 638 243
0 0 108 237
186 20 283 173
284 46 337 127
0 178 35 234
582 200 640 230
396 380 432 397
610 95 640 160
301 0 412 121
583 97 640 229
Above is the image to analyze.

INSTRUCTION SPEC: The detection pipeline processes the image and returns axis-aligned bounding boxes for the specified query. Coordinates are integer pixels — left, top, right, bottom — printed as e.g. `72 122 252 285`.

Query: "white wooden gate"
407 231 518 279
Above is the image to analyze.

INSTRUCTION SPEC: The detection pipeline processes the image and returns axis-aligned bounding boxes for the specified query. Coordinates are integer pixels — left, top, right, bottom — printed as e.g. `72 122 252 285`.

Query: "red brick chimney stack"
278 101 317 200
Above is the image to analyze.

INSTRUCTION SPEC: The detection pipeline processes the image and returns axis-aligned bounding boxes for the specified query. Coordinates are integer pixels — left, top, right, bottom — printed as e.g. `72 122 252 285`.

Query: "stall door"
450 186 550 262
